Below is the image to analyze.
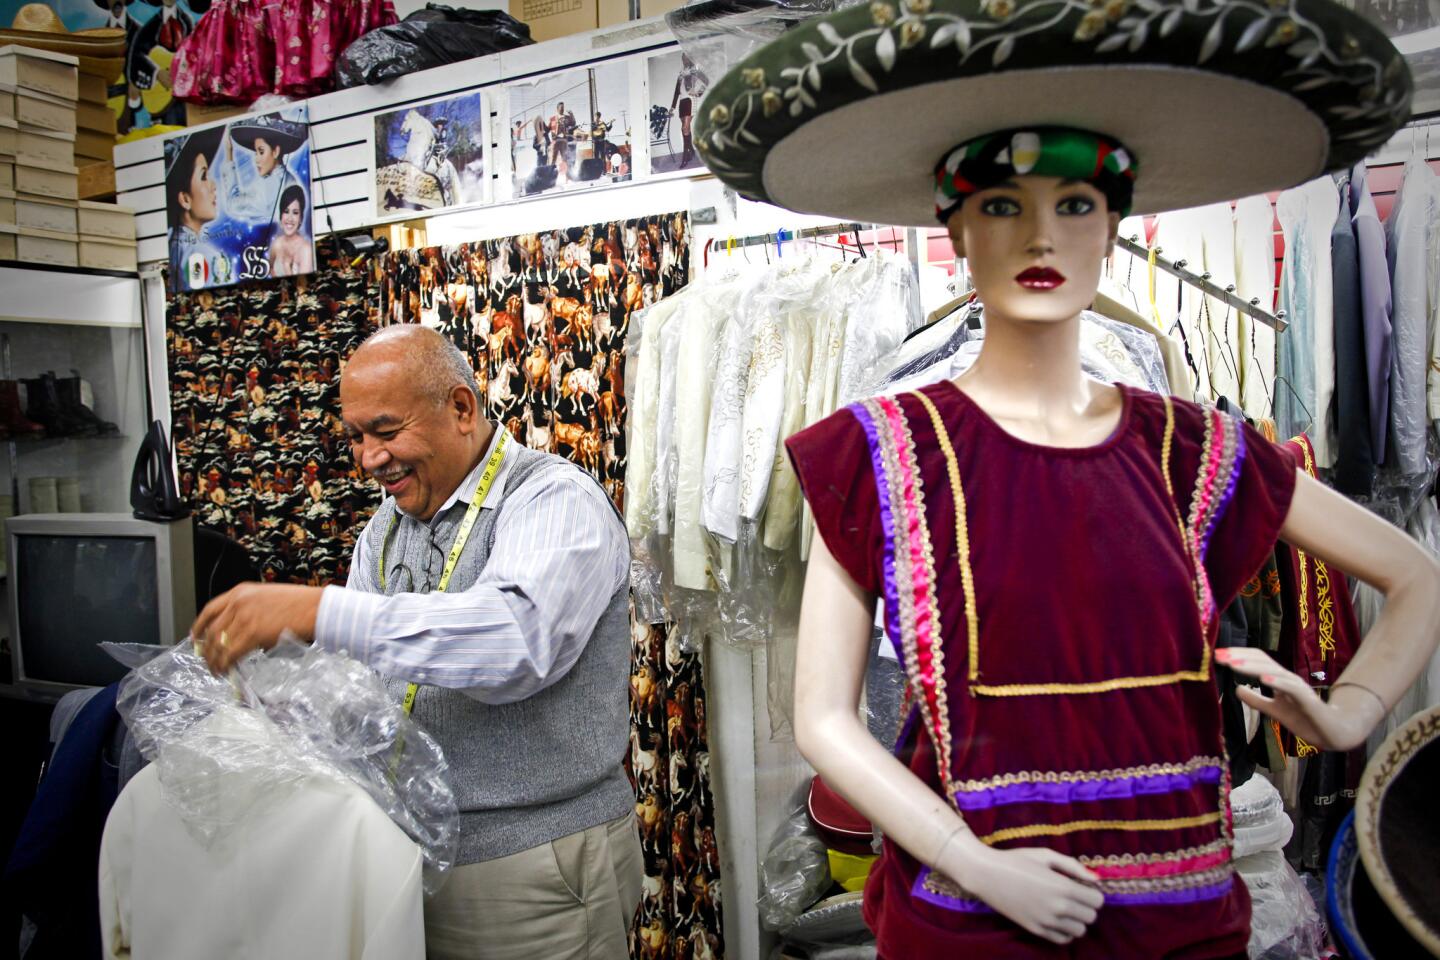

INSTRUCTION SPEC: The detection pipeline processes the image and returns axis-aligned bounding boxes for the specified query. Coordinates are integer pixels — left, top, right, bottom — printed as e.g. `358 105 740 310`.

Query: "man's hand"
191 583 324 675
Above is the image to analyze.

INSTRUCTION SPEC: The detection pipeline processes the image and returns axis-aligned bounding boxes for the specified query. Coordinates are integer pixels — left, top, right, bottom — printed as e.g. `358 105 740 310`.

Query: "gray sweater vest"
361 443 633 864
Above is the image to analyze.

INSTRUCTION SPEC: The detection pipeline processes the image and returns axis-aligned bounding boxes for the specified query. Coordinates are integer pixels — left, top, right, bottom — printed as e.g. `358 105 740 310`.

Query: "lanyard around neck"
376 427 511 715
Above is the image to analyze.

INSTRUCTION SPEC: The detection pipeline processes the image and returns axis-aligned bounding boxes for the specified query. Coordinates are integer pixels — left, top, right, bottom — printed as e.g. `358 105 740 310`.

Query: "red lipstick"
1015 267 1066 290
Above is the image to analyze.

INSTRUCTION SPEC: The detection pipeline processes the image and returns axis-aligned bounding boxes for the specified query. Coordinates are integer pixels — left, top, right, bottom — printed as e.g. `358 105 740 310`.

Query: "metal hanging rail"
1116 234 1287 333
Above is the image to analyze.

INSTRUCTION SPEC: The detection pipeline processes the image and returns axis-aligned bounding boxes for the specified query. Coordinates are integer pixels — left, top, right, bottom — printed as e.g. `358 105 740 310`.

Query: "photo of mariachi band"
508 64 633 198
164 105 315 292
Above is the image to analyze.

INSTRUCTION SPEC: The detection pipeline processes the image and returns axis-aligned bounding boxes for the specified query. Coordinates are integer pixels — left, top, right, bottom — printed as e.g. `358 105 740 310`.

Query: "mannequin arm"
1221 468 1440 751
795 535 1103 944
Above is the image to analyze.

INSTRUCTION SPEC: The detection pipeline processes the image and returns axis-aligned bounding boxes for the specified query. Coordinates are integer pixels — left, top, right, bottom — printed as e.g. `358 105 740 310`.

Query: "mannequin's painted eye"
1057 196 1097 216
979 197 1021 216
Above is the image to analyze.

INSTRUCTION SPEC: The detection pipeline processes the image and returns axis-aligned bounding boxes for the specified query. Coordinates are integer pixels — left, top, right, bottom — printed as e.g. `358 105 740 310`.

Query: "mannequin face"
946 175 1120 326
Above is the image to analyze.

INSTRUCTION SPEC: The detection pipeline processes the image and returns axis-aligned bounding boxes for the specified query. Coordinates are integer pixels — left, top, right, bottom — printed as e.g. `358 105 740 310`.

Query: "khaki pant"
425 814 643 960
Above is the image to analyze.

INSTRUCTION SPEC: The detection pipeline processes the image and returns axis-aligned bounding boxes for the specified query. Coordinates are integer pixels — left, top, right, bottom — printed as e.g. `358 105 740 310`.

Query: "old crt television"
7 514 195 695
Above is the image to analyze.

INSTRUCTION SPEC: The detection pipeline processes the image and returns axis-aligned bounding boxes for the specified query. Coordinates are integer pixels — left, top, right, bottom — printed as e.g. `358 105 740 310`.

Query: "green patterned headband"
934 127 1138 223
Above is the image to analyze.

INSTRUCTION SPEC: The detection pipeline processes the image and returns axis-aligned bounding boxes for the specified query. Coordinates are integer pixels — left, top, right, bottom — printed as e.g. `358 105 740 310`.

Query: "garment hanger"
1201 291 1241 395
1167 269 1202 399
1271 374 1315 439
1248 303 1273 414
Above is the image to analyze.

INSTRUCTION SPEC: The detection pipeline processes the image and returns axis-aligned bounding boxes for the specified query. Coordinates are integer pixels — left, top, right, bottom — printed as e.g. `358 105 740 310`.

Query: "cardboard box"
598 0 630 27
0 90 11 122
75 127 114 162
0 225 78 267
76 99 114 135
77 159 115 200
0 160 11 192
79 235 135 271
15 125 72 167
14 161 76 201
0 46 79 103
77 71 107 105
0 191 79 234
185 102 247 127
638 0 680 17
518 0 598 42
0 116 12 155
78 200 132 240
15 89 75 136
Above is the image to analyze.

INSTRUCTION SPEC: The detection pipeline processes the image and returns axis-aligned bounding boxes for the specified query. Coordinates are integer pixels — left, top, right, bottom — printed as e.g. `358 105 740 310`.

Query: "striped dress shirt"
314 426 630 705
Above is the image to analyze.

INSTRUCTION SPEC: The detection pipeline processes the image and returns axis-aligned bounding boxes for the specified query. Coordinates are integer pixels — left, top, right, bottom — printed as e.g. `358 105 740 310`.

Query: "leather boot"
24 373 89 437
57 372 118 436
0 380 42 438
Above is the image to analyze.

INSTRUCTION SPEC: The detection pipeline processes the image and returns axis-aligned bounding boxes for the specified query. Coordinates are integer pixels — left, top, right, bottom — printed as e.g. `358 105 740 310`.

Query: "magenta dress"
172 0 397 103
785 382 1298 958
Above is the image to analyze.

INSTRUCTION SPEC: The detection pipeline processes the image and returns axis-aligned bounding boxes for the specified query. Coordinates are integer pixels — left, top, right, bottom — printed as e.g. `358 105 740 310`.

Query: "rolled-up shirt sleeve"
315 466 629 705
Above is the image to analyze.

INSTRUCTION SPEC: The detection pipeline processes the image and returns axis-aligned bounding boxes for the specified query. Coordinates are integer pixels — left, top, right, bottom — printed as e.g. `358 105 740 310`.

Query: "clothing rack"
1116 235 1288 333
701 221 916 269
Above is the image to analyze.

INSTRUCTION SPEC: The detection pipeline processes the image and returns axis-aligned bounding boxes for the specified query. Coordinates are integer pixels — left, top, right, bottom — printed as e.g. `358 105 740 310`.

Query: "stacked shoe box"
75 68 118 200
0 44 80 266
0 45 134 271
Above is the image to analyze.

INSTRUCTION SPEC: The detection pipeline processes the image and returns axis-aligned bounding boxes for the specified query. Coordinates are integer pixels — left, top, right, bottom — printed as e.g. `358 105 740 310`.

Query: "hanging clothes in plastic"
1385 154 1440 475
1275 178 1340 466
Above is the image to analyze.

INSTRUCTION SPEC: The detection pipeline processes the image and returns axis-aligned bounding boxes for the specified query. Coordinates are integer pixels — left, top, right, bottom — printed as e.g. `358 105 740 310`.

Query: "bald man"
192 326 640 959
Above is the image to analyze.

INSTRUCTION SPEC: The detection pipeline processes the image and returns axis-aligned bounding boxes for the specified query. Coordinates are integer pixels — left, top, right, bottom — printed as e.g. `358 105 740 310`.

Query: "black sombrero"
694 0 1412 225
229 114 308 155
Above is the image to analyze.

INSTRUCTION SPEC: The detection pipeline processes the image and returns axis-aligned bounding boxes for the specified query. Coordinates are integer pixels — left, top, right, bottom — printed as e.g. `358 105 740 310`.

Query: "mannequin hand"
953 842 1103 944
1216 648 1371 751
191 583 322 675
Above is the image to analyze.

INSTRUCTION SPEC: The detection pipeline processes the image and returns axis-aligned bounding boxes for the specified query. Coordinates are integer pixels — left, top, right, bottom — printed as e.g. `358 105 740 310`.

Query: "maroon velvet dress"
785 381 1298 959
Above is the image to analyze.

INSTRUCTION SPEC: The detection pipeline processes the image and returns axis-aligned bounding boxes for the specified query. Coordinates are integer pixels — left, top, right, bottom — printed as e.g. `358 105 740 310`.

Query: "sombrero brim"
1355 706 1440 957
0 28 125 52
229 124 307 154
694 0 1412 224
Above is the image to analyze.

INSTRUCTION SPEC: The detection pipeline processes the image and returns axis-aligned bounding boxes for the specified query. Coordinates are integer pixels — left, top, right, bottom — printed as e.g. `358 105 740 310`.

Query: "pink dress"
172 0 396 104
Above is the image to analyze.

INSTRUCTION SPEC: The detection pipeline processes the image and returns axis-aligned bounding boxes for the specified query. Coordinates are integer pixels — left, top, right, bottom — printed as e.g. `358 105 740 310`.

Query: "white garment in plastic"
673 279 744 589
1229 774 1293 860
1235 849 1325 960
625 296 686 537
100 710 425 960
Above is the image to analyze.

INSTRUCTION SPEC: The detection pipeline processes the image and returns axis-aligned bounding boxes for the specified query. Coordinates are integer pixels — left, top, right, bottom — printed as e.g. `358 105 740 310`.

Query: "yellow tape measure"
379 428 511 717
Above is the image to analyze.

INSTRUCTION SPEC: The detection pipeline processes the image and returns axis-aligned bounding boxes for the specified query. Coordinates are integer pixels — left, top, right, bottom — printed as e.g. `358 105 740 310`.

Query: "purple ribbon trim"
952 765 1223 811
846 403 907 670
1104 877 1234 906
912 870 1234 913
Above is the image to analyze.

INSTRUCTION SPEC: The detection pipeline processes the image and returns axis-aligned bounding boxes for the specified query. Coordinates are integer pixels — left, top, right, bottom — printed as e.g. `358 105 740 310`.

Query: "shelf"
5 434 127 451
0 260 139 280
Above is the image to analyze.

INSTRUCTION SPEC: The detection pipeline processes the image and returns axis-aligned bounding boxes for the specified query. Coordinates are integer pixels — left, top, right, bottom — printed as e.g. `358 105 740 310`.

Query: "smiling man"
191 324 639 959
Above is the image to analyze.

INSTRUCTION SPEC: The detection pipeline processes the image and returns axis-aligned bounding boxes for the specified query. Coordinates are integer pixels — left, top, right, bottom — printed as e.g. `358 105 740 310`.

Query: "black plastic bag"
337 4 533 88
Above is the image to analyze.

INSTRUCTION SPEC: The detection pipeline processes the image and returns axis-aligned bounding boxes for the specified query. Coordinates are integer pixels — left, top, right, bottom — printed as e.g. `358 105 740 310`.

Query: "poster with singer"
164 104 315 292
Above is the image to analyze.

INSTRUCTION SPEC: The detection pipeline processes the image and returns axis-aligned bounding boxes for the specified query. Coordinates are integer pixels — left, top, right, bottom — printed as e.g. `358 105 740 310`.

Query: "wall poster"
507 63 632 199
646 51 709 175
164 104 315 292
373 90 488 218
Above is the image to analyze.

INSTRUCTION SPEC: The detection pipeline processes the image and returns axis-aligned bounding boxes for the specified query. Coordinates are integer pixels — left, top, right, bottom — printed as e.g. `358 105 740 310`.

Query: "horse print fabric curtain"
377 213 725 959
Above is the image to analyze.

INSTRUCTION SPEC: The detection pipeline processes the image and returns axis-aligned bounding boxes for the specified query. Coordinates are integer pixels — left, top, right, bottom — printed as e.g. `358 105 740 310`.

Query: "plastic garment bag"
117 637 458 893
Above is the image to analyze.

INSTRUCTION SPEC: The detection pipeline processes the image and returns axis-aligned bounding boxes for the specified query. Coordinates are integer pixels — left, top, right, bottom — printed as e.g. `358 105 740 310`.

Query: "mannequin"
689 0 1422 952
789 170 1440 949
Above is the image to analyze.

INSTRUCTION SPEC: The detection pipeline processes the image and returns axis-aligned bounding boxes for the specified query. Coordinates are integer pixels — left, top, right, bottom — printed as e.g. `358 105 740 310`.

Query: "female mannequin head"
945 175 1119 327
936 127 1133 326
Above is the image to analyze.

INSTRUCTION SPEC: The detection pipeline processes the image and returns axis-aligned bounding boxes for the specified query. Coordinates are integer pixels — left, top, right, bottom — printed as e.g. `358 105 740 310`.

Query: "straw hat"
694 0 1412 226
0 4 125 76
